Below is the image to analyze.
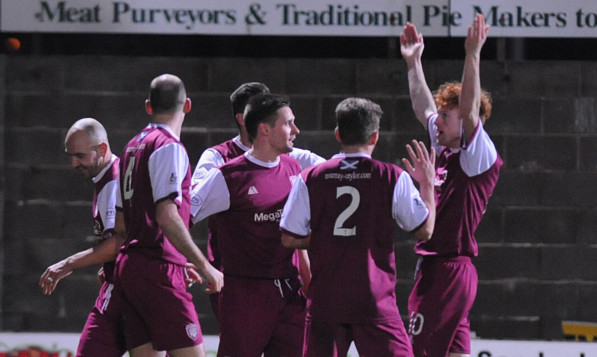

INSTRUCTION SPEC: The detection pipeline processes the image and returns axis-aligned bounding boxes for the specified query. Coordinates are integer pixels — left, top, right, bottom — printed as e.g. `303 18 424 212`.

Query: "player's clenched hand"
402 140 435 186
200 263 224 294
39 261 73 295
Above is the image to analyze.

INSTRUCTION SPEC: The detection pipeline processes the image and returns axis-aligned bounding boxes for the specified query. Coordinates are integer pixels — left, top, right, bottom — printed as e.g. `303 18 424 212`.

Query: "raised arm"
400 23 437 129
460 14 489 142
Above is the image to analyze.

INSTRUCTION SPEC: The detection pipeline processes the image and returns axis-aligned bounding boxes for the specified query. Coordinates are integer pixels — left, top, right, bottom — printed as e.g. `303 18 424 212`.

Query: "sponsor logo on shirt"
248 186 259 195
254 208 283 223
324 172 372 181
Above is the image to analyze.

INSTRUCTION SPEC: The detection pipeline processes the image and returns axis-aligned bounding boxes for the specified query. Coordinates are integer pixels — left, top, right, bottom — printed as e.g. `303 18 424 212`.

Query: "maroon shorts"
304 319 413 357
407 256 477 357
115 251 203 351
217 275 306 357
76 281 126 357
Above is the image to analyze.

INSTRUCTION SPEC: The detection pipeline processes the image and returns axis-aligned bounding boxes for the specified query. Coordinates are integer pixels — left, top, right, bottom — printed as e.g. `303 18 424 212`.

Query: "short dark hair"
244 93 290 143
230 82 270 125
148 74 187 115
335 98 382 146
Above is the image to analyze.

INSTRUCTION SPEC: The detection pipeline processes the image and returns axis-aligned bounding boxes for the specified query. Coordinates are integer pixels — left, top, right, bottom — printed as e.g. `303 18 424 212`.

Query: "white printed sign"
2 0 597 37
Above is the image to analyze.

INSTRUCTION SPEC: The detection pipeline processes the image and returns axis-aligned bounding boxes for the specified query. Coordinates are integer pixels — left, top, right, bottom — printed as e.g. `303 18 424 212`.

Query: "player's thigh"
352 320 413 357
304 321 351 357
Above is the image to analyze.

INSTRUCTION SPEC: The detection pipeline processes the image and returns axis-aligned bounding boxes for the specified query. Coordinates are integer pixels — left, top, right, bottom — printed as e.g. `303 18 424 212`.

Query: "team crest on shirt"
186 323 199 340
435 168 448 187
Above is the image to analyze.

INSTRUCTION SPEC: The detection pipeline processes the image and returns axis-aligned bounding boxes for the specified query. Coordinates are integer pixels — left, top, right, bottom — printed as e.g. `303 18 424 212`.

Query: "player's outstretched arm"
39 235 122 295
400 22 436 129
402 140 436 241
460 13 489 142
156 199 223 294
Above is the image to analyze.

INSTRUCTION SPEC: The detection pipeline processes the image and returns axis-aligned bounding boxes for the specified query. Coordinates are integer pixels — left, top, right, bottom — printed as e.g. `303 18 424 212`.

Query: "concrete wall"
2 55 597 340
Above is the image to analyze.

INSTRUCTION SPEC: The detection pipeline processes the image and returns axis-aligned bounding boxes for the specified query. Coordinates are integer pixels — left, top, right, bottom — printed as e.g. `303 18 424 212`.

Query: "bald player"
114 74 223 357
40 117 125 357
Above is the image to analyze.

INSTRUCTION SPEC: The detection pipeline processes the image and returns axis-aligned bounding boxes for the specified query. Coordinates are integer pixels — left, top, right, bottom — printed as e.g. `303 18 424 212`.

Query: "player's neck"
341 144 374 156
249 147 279 163
152 114 183 137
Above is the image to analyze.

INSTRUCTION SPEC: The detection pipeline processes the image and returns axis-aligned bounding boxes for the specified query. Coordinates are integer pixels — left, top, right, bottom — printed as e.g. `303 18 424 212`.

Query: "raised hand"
465 14 489 57
402 140 436 187
400 22 425 62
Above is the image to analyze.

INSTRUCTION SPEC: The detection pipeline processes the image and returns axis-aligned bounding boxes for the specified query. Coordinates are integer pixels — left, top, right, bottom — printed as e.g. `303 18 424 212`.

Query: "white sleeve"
148 142 189 205
392 173 429 232
115 175 122 210
289 148 326 170
192 148 225 183
190 168 231 224
97 180 118 233
280 175 311 237
460 122 498 177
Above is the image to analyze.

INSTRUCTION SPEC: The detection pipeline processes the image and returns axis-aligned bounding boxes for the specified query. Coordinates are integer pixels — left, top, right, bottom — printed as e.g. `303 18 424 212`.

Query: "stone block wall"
2 55 597 341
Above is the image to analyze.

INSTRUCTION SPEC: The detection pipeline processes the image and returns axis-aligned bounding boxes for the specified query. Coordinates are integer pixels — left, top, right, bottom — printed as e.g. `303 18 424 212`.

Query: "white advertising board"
2 0 597 37
1 333 597 357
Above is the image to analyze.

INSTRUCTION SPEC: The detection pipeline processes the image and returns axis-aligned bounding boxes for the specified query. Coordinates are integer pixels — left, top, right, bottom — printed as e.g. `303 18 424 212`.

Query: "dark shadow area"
1 32 596 60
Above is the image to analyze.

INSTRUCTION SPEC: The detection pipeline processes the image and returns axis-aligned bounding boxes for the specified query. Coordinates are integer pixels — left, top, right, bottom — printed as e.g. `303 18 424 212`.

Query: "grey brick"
540 246 597 281
5 128 64 165
6 166 92 201
476 246 541 280
579 136 597 172
285 59 356 95
471 316 542 340
291 96 321 131
5 57 66 92
356 59 405 95
505 135 577 171
504 208 582 244
474 280 543 317
503 61 581 98
207 58 287 93
544 98 597 134
63 56 209 93
489 98 541 134
189 94 231 129
475 207 503 244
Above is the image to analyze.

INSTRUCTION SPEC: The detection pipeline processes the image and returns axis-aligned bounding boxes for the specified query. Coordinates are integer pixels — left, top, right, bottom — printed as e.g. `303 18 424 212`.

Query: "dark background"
2 32 597 61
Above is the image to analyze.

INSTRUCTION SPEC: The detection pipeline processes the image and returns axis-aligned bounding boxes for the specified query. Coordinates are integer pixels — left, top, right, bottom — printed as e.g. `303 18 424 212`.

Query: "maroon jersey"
415 117 503 257
281 153 429 323
119 124 191 266
209 154 302 279
92 155 119 283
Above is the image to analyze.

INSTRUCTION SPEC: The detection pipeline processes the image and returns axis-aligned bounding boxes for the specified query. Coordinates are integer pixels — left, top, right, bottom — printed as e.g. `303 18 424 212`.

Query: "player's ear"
369 131 379 146
334 127 342 143
259 122 270 137
145 99 153 115
97 142 108 158
235 113 245 128
183 98 192 114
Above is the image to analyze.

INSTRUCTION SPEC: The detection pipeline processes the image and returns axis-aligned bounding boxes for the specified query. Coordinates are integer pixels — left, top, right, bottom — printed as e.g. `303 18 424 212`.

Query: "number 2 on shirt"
334 186 360 237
